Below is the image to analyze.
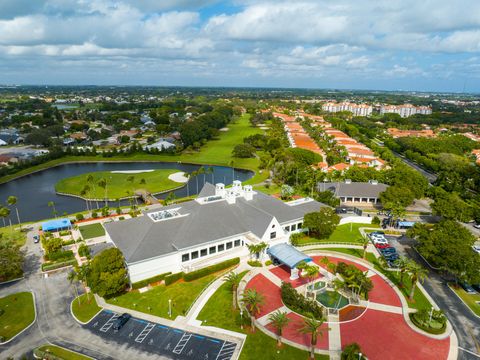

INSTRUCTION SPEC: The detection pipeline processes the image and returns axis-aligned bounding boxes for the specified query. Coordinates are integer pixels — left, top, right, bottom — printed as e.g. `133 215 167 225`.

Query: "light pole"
429 307 434 323
358 352 363 360
168 299 172 318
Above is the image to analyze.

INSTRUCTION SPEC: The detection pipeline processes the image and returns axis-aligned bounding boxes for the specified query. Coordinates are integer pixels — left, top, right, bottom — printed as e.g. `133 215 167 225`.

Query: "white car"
472 245 480 254
370 233 386 242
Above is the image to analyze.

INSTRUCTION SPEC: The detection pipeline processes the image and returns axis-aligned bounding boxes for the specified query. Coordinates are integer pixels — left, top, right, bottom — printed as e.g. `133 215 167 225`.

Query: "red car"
375 243 390 249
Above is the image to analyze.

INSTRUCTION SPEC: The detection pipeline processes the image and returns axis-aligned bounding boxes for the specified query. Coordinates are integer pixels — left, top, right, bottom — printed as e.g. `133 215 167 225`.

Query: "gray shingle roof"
317 181 388 198
104 185 325 264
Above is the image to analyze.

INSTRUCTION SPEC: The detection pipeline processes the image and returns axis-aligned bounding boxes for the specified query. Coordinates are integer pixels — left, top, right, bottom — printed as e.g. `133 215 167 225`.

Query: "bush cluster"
164 272 184 286
247 260 262 267
45 250 74 262
78 244 90 258
42 259 77 272
184 257 239 281
131 272 172 290
280 282 323 319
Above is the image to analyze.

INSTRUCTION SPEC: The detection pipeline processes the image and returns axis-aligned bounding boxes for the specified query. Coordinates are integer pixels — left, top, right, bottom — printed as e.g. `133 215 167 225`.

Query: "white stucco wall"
339 216 372 225
128 253 180 283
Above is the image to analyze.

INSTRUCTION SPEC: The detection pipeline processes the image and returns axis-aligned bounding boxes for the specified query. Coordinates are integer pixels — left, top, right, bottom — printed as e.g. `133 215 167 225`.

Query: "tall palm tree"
223 271 243 309
97 178 108 207
47 201 57 218
301 264 320 295
301 316 327 359
126 175 137 205
80 187 89 212
75 264 91 301
268 310 290 347
0 206 10 227
67 270 81 305
395 256 410 287
184 172 191 197
208 166 214 183
408 262 428 301
197 167 206 189
7 196 21 229
86 174 99 209
341 342 364 360
361 237 369 259
191 170 199 194
229 160 235 181
241 289 265 332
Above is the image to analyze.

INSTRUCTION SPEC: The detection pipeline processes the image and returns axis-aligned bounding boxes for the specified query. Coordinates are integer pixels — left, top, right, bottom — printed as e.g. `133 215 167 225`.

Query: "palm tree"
191 170 199 194
341 342 364 360
229 160 235 181
241 289 265 332
80 186 90 212
97 178 108 207
126 175 137 205
67 270 81 305
361 237 369 259
301 264 320 296
407 262 428 301
0 206 10 227
268 310 290 347
301 316 327 359
184 172 191 197
395 256 410 287
86 174 99 209
198 167 206 189
223 271 243 309
7 196 21 229
75 264 91 301
47 201 57 218
208 166 214 183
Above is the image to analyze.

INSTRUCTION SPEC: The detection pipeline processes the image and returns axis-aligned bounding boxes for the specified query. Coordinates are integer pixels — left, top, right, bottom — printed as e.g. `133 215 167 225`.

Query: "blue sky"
0 0 479 92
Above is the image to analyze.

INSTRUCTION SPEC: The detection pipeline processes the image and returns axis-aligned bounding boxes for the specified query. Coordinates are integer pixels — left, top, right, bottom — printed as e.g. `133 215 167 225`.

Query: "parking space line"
100 313 119 332
173 332 192 354
135 323 155 343
216 341 236 360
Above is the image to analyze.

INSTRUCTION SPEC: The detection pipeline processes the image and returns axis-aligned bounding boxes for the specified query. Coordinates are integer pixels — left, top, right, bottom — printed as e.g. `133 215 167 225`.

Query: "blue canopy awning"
398 221 415 228
267 243 312 269
42 218 71 232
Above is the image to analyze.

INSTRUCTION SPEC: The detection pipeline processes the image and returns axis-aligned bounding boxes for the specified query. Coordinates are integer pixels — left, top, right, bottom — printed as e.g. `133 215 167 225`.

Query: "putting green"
55 169 182 200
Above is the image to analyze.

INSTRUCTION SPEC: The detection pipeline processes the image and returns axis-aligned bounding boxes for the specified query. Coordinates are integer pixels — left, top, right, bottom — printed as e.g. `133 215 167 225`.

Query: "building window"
284 226 290 232
218 244 225 252
298 222 302 229
234 239 241 247
191 251 199 260
182 254 190 262
272 224 275 228
226 242 233 250
270 232 276 239
291 224 297 231
209 246 216 254
200 249 207 257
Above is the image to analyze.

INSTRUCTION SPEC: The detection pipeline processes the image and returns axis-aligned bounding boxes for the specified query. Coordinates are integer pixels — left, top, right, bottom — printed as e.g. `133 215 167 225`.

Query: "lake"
0 162 253 223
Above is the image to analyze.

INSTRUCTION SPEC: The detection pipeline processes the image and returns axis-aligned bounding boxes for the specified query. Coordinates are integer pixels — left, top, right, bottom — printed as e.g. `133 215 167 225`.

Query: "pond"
315 290 350 309
0 162 253 223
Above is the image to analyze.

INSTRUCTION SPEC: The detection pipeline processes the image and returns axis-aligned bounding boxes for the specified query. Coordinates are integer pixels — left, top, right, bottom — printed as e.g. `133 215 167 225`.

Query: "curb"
0 290 37 345
33 342 96 360
0 276 25 286
447 284 480 320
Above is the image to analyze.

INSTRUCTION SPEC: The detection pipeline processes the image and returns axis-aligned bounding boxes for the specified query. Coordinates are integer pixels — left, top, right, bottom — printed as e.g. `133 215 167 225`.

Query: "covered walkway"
267 243 312 280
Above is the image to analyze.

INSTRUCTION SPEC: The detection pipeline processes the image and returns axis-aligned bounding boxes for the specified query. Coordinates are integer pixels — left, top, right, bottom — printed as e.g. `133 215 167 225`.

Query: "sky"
0 0 480 92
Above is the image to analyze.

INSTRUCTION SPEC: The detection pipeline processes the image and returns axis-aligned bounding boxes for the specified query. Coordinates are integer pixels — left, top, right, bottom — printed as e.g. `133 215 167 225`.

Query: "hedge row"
42 259 77 272
183 257 240 282
45 250 74 262
165 272 184 286
131 272 172 290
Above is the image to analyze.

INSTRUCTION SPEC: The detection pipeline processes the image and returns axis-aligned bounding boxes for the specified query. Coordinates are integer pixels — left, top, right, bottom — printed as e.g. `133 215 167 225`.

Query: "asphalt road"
391 150 438 184
395 236 480 360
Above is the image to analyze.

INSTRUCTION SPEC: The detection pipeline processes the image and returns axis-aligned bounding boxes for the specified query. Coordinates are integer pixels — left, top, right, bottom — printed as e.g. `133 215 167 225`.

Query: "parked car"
384 253 399 261
472 245 480 254
472 284 480 292
459 282 477 294
375 243 390 249
380 247 396 255
33 235 40 243
112 313 131 331
473 223 480 229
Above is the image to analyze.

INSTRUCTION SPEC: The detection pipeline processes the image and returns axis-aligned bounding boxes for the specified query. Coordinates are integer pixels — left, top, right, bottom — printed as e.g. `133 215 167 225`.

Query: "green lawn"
296 223 379 245
0 292 35 341
253 183 281 195
36 344 92 360
55 169 181 199
78 223 106 239
450 286 480 316
71 294 101 323
317 247 378 264
0 225 27 246
108 274 217 319
197 271 328 360
0 114 268 186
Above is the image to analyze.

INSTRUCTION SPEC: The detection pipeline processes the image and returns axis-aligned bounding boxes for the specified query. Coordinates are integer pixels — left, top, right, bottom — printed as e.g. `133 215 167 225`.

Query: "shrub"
265 260 272 266
247 260 262 267
0 308 5 316
92 212 98 218
62 239 75 246
280 282 323 319
76 213 84 221
131 272 172 290
184 257 239 282
78 244 90 258
42 259 77 272
372 216 381 225
116 208 122 215
59 230 71 237
409 312 446 334
290 233 303 246
45 250 74 262
232 143 256 158
165 272 184 286
119 216 125 220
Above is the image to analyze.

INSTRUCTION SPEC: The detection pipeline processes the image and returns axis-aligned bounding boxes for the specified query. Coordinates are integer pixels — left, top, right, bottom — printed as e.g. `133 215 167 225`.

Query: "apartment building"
322 102 373 116
380 104 432 118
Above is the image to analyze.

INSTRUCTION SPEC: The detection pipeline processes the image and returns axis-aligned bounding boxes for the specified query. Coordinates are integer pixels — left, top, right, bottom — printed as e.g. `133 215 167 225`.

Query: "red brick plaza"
244 254 454 360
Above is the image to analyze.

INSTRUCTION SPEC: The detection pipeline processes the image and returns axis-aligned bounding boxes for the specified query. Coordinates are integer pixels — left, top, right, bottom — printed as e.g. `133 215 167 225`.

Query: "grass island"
0 291 35 342
55 169 183 199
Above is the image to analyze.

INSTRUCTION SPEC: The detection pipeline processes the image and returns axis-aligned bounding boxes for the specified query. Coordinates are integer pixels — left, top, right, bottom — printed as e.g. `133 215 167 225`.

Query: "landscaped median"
449 284 480 317
71 294 102 324
0 291 35 343
34 344 92 360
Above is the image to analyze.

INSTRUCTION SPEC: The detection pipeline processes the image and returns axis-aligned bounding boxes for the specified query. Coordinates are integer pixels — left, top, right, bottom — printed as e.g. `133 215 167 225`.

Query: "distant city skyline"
1 0 479 92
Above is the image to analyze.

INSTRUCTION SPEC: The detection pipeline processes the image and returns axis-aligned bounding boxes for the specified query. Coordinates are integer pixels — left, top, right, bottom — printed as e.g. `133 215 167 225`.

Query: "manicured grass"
451 286 480 316
0 292 35 341
0 225 27 246
296 223 379 245
36 344 92 360
0 114 268 186
108 274 217 319
253 183 281 195
197 272 328 360
78 223 105 240
317 247 378 264
55 169 180 199
71 293 101 323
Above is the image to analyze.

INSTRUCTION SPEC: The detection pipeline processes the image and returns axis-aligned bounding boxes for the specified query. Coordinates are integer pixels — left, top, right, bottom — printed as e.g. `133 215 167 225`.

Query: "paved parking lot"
85 310 237 360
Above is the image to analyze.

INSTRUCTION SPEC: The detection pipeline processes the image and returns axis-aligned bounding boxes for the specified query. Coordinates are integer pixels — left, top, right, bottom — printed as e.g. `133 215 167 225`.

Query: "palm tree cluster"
335 262 373 301
246 242 268 260
395 256 428 300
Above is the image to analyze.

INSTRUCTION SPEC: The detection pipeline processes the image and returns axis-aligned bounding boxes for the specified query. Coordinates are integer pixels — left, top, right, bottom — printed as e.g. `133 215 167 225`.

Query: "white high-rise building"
380 104 432 118
322 102 372 116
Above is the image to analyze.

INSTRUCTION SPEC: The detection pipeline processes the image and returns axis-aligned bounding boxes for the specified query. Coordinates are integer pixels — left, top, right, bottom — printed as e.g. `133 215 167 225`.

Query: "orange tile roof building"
387 128 436 138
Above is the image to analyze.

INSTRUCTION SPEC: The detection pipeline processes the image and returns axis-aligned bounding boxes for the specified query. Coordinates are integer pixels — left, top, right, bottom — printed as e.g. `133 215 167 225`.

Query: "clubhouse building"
104 181 325 283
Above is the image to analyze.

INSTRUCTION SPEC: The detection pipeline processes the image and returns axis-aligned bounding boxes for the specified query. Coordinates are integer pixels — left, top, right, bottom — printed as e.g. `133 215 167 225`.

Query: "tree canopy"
303 208 340 239
87 248 128 298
